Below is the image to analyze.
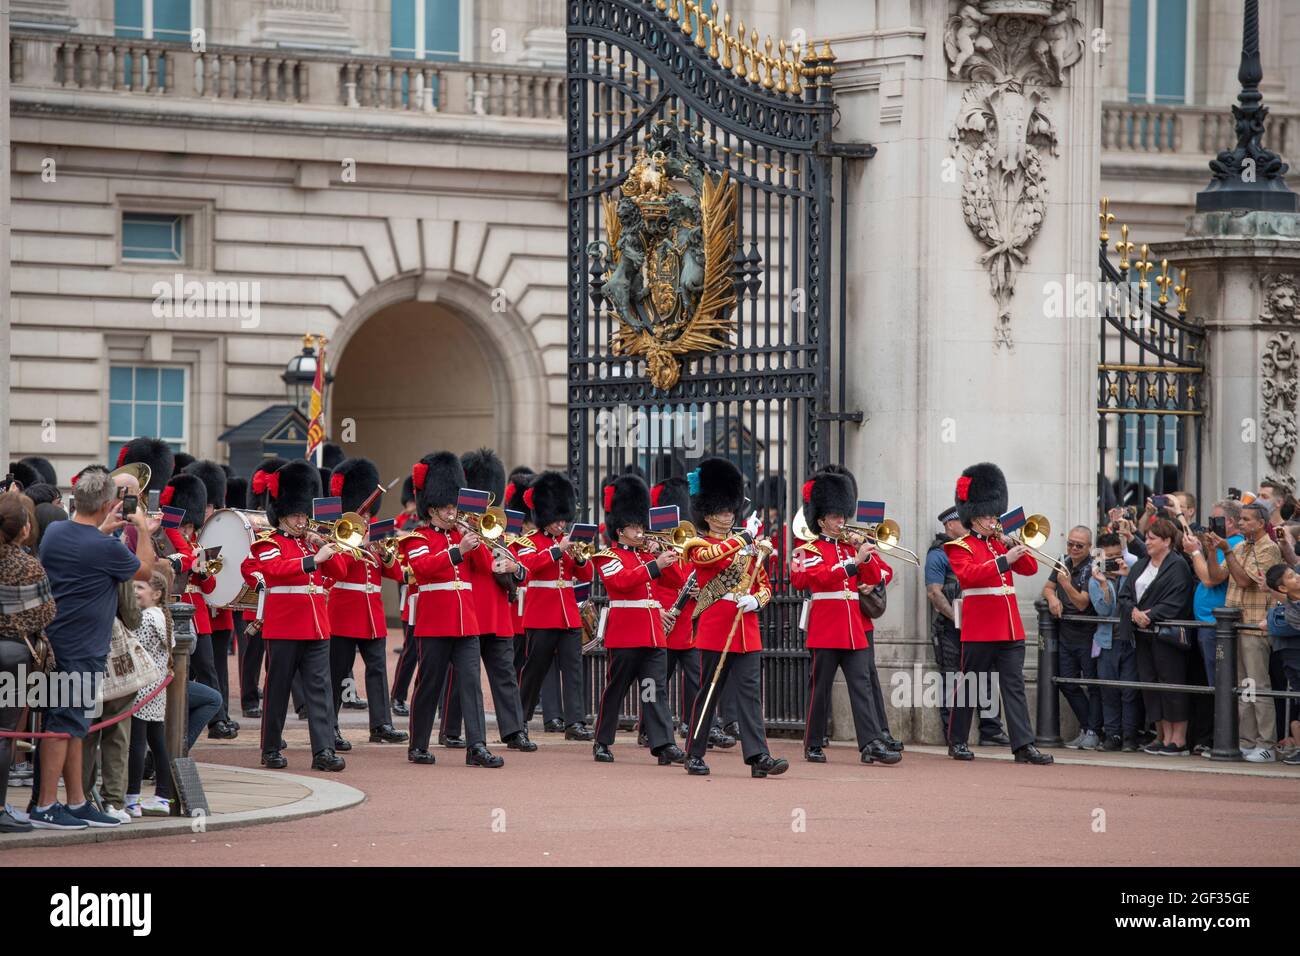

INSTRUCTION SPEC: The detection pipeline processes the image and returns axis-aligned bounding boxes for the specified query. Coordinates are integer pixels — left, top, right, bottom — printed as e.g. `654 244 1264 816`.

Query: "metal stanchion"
165 602 195 814
1034 598 1062 746
1209 606 1243 761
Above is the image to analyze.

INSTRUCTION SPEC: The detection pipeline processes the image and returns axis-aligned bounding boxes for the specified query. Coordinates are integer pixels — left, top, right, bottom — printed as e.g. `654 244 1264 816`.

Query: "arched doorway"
329 299 498 489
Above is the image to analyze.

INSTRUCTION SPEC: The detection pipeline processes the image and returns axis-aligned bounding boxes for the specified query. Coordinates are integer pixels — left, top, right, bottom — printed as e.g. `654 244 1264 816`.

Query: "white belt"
528 580 571 589
810 591 855 601
418 581 472 592
609 599 661 609
333 582 382 594
964 586 1015 597
268 584 326 595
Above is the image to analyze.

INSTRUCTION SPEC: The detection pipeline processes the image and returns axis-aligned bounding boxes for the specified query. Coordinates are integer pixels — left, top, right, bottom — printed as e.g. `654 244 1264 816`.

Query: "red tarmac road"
8 736 1299 867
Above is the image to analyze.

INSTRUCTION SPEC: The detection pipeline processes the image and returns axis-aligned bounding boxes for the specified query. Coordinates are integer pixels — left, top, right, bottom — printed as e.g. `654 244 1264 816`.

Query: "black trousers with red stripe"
441 635 525 741
519 628 585 726
261 639 334 757
392 621 419 703
208 628 233 724
803 647 887 751
330 635 391 730
595 647 674 750
236 615 263 713
665 647 701 728
409 636 485 751
514 634 563 723
686 650 768 763
946 639 1034 750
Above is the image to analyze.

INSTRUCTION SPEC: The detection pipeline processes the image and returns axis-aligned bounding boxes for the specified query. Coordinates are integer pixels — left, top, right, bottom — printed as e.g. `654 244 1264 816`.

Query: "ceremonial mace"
692 536 772 743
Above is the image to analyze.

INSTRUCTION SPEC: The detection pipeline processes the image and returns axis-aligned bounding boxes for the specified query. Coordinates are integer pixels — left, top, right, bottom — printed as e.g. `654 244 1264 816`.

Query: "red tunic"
398 525 484 638
507 537 531 635
325 548 404 639
651 568 696 650
789 536 893 650
466 539 517 638
686 534 772 653
593 545 688 649
165 528 216 635
240 531 349 640
942 533 1037 642
515 531 594 630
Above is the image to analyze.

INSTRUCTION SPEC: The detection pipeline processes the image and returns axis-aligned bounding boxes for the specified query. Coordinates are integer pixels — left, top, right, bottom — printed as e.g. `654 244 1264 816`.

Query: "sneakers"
140 796 171 816
123 798 144 818
29 803 90 830
1157 743 1189 757
1063 731 1086 749
1100 735 1123 752
1077 731 1101 751
0 809 32 833
104 805 133 824
1283 750 1300 766
65 801 122 828
1244 747 1276 763
1142 739 1165 755
4 804 30 824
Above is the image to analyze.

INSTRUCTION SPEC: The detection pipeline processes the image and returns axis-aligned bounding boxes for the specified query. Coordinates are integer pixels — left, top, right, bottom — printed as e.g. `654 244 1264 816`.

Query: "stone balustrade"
1102 101 1296 161
9 29 566 120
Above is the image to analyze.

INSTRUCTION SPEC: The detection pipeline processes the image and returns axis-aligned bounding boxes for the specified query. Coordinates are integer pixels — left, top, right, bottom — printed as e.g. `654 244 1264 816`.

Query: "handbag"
1152 623 1192 650
100 617 163 703
859 582 888 620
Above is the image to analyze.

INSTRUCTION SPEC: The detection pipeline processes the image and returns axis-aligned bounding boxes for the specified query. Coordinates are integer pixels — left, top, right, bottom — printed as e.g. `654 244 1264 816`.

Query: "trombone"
997 513 1071 575
643 520 698 553
455 506 518 564
309 511 379 565
791 507 921 568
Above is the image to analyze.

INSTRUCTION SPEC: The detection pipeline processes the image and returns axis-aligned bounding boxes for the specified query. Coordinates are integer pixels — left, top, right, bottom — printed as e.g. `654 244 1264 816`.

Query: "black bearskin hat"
322 442 345 470
413 452 464 516
650 476 691 516
250 457 289 510
226 476 249 510
400 475 415 507
115 438 175 493
605 474 651 541
688 457 744 529
526 471 576 529
8 460 41 491
19 456 57 486
755 474 787 512
955 461 1008 526
172 452 195 473
161 473 207 529
266 459 321 526
329 457 381 514
505 467 534 515
461 448 506 504
183 460 227 520
803 469 856 534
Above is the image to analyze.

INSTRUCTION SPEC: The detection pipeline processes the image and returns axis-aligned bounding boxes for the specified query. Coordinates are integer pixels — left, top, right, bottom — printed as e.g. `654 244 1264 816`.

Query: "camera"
1105 558 1121 573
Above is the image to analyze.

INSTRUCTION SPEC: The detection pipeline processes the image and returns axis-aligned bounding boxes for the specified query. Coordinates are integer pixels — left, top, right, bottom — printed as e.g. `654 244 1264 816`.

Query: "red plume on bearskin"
330 473 344 497
266 472 281 499
116 446 129 468
802 479 814 504
603 485 615 512
956 476 972 502
412 462 428 491
650 484 663 506
251 471 268 495
523 487 535 510
159 486 174 506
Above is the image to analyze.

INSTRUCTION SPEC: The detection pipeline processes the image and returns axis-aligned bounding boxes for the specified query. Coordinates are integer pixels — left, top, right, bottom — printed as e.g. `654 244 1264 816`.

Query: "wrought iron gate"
1095 198 1205 519
566 1 869 731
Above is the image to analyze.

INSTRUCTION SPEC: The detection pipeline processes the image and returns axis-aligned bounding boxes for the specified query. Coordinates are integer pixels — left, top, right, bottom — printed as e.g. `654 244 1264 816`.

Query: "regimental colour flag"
858 500 886 524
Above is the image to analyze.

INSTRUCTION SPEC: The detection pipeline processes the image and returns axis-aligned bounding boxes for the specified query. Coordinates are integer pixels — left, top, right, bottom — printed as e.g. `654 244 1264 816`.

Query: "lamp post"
1195 0 1298 213
281 334 333 416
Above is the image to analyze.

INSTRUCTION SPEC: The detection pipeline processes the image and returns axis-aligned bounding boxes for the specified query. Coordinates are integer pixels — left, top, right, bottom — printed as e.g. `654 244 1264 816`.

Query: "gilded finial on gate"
1098 197 1114 244
721 14 733 69
707 4 720 59
732 35 746 79
1174 270 1191 315
1114 223 1134 271
1134 244 1153 290
656 0 667 11
789 42 803 94
748 30 761 83
761 37 775 89
668 0 680 23
681 1 693 37
801 41 817 80
776 39 789 94
1155 260 1173 307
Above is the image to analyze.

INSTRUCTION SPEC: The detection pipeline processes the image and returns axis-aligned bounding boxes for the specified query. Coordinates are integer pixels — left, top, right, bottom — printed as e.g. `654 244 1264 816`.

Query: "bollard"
165 601 196 814
1209 606 1243 761
1034 598 1063 746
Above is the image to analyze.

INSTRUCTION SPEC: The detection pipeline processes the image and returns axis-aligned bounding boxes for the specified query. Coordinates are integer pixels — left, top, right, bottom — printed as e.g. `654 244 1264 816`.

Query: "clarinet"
672 570 698 613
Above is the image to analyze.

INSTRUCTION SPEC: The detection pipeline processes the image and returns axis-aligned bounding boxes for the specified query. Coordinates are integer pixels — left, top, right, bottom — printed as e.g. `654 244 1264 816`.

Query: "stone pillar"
1153 212 1300 496
1 2 10 472
791 0 1102 742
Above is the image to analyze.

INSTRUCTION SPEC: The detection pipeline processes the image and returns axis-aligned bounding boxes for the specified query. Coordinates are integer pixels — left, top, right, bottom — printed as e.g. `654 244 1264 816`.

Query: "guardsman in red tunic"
240 460 350 772
389 474 420 717
184 459 240 740
438 449 537 753
591 476 688 765
681 457 788 779
515 471 596 741
236 457 288 719
944 461 1053 764
790 469 901 766
399 452 503 768
324 457 408 751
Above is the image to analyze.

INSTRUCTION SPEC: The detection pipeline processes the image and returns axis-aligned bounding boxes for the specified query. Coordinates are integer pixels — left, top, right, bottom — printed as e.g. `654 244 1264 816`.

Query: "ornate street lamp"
281 334 333 415
1196 0 1298 213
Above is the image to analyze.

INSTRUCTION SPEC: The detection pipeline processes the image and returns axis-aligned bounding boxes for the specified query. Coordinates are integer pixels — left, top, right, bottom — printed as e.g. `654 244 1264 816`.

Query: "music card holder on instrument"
312 496 343 523
569 523 599 543
649 505 680 532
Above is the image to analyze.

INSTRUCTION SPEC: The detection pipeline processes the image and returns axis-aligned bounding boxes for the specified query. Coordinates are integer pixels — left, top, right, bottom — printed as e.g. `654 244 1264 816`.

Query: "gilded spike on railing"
761 37 774 89
721 14 733 70
696 6 708 49
802 41 819 79
707 4 720 59
1134 244 1153 289
1155 259 1173 307
1099 197 1115 244
657 0 667 10
681 1 693 37
790 42 803 94
668 0 680 23
732 36 746 79
1174 270 1191 314
748 29 761 83
1115 223 1134 271
776 39 789 94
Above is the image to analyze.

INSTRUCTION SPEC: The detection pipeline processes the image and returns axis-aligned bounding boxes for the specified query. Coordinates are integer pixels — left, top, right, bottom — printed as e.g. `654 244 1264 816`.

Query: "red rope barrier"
0 673 174 739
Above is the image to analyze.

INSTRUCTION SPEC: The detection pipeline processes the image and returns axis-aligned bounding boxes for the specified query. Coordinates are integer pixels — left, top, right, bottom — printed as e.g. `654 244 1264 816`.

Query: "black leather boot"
466 743 504 768
369 724 408 744
311 749 346 772
593 743 615 762
749 753 790 778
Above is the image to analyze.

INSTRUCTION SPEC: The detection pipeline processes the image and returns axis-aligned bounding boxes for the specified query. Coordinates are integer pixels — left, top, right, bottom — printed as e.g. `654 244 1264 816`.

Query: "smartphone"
1227 487 1242 501
122 494 137 517
1123 507 1137 520
148 490 161 512
0 473 14 492
1209 516 1227 538
1153 495 1170 508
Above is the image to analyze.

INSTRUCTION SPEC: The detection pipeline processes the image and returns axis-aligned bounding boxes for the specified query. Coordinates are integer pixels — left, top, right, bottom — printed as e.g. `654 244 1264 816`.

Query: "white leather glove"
736 594 760 613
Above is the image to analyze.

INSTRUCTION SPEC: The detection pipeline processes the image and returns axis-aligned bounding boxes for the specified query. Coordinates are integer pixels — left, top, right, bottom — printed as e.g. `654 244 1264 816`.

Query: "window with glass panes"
122 212 184 262
109 366 187 465
114 0 190 86
1127 0 1193 105
391 0 463 61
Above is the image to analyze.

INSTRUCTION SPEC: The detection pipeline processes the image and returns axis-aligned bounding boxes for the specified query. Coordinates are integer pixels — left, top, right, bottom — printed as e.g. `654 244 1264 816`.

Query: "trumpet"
997 513 1071 575
309 511 379 565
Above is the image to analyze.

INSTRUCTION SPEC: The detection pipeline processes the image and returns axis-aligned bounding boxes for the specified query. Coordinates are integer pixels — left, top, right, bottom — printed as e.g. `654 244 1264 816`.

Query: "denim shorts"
43 655 106 739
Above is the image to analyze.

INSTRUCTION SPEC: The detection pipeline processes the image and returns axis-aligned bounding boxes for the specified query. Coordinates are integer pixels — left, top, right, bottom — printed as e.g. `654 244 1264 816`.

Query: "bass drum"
198 508 271 610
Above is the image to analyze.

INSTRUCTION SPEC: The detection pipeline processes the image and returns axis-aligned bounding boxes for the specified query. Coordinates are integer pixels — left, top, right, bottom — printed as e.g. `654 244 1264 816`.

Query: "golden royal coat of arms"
587 123 739 390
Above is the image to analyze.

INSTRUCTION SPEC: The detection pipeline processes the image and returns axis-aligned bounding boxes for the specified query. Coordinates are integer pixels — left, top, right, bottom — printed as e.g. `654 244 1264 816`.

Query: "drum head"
199 509 267 608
